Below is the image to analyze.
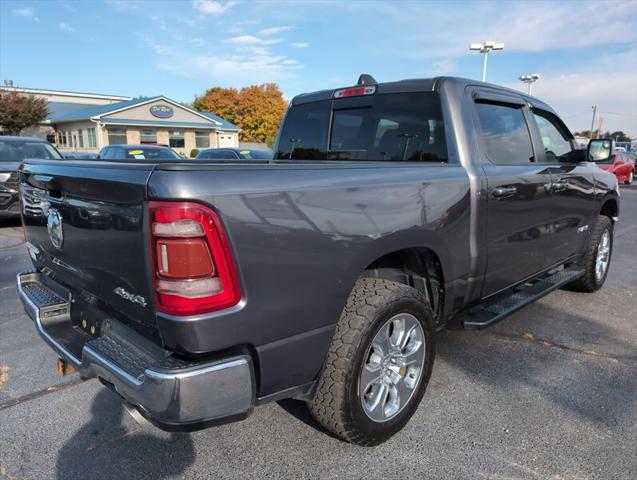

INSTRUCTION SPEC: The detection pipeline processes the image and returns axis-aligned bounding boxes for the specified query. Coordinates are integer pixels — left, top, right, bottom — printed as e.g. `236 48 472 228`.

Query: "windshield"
123 147 181 160
275 92 448 162
239 149 272 160
0 140 63 161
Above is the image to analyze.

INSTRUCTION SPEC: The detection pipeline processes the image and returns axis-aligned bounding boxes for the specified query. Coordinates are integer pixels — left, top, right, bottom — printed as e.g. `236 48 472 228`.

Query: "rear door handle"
492 186 517 199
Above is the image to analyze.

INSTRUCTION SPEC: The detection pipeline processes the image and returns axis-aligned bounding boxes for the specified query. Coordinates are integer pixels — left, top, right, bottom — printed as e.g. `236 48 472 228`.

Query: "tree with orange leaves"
193 83 287 145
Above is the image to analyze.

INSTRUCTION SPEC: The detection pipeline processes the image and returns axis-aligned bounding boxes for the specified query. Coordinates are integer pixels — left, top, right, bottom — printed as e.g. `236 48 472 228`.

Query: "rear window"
239 149 272 160
276 92 448 162
0 140 62 161
123 148 181 160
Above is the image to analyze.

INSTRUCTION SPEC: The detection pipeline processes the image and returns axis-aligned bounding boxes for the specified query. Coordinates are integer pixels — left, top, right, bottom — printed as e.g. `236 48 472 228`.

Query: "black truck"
17 76 619 445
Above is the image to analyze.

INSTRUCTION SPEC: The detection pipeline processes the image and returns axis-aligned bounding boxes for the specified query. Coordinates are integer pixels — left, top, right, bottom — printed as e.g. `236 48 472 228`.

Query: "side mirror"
587 139 613 162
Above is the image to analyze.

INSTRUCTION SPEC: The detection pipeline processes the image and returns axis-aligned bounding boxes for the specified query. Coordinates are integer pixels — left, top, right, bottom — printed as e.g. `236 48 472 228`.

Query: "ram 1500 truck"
17 76 619 445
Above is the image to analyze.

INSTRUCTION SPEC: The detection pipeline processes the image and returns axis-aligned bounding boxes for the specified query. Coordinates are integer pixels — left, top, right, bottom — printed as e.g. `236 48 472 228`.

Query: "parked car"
97 144 182 160
196 147 273 160
0 135 63 219
17 76 619 446
62 151 98 159
595 150 634 185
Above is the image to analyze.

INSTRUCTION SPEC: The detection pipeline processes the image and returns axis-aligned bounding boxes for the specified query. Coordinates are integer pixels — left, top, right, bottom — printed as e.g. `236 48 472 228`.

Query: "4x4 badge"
47 209 64 249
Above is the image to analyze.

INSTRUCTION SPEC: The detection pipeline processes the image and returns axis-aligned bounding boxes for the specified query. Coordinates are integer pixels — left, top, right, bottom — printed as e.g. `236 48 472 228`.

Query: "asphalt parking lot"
1 185 635 480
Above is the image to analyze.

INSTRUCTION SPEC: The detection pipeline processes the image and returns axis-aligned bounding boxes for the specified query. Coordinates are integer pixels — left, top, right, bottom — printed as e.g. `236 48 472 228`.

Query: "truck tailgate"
20 160 159 339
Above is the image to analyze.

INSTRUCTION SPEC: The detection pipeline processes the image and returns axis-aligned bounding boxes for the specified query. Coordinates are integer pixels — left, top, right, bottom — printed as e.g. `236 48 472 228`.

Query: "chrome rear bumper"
17 270 255 431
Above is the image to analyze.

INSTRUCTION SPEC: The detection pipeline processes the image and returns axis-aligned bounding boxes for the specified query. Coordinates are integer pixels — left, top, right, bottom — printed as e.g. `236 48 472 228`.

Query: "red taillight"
149 201 241 316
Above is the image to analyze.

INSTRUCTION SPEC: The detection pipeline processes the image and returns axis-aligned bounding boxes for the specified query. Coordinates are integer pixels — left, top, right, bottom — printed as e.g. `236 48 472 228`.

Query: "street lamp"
469 40 504 82
519 73 541 94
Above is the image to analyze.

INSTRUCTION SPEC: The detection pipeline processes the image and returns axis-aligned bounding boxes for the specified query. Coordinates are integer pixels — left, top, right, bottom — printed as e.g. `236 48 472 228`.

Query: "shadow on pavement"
56 389 195 480
437 301 637 427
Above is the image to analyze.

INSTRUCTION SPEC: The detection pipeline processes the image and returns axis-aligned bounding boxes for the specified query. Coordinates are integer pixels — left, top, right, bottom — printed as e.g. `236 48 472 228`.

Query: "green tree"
0 91 48 135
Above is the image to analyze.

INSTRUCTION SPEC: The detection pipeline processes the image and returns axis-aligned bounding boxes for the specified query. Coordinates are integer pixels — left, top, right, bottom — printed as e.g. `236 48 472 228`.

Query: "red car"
596 151 634 185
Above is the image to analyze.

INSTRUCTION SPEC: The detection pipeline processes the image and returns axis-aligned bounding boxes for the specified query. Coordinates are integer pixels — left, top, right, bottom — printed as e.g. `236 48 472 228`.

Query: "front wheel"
625 170 634 185
309 278 435 446
569 215 613 292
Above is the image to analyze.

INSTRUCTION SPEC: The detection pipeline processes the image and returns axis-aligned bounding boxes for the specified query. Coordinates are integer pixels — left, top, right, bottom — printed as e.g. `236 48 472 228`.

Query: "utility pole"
590 106 597 139
470 41 504 82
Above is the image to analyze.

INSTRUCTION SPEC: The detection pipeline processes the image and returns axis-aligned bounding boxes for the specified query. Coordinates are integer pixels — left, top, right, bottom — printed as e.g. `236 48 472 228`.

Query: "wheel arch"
600 195 619 222
359 246 446 328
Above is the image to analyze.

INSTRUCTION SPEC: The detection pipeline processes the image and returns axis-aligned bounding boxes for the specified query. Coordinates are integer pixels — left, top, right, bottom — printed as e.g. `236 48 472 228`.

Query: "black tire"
569 215 613 292
308 278 435 446
625 171 634 185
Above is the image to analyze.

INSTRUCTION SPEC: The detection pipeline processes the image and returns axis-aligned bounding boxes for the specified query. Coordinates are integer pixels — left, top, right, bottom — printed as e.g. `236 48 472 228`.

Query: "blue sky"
1 0 636 135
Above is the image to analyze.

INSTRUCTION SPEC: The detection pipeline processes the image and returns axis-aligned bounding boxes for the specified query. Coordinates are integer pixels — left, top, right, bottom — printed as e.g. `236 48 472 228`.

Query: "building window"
60 132 67 147
169 130 185 148
87 128 97 148
195 130 209 148
108 128 127 145
140 129 157 144
78 129 84 148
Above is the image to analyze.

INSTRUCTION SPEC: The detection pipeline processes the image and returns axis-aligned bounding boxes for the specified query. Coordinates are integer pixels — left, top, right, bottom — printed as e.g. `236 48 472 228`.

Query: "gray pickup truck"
17 76 619 445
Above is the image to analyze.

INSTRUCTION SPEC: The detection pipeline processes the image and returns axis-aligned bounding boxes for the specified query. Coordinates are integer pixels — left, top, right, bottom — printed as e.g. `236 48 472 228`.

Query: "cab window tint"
532 111 573 162
329 93 447 162
276 100 330 160
476 102 534 165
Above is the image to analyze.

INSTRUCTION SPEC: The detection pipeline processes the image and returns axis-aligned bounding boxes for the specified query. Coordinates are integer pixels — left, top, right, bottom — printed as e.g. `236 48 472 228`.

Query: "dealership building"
0 86 240 155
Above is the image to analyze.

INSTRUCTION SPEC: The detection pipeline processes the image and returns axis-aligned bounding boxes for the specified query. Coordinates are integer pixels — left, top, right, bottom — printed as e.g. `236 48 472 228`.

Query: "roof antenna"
357 74 377 85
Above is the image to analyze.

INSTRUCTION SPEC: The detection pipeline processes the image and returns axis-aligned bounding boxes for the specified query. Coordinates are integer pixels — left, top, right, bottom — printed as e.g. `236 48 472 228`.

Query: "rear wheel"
309 278 435 446
569 215 613 292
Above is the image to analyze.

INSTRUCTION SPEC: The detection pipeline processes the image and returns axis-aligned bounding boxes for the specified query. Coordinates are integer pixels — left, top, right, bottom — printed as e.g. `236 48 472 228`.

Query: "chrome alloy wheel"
595 229 611 282
359 313 425 422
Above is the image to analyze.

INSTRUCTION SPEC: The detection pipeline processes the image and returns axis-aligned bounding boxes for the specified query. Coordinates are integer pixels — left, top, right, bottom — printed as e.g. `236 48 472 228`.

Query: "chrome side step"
463 267 584 330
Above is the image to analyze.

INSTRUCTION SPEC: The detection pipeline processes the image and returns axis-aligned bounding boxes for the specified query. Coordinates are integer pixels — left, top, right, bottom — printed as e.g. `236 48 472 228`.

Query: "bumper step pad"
463 267 583 329
18 270 255 429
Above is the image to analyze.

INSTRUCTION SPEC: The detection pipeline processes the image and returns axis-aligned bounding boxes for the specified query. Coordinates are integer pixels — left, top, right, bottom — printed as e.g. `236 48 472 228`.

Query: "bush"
190 149 199 158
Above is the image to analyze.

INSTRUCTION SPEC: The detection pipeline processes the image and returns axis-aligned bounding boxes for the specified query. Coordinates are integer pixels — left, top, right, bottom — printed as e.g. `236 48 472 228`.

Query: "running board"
462 267 584 330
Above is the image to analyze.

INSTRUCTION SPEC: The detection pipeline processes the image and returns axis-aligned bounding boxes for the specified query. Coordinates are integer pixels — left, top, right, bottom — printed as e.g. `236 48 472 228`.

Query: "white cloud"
107 1 138 11
504 69 637 137
157 52 302 84
229 35 280 46
56 22 75 32
259 26 293 36
432 59 457 75
291 42 309 49
357 0 637 58
141 36 176 56
177 16 197 27
151 15 167 30
192 0 237 15
12 7 38 21
63 3 78 14
171 34 206 47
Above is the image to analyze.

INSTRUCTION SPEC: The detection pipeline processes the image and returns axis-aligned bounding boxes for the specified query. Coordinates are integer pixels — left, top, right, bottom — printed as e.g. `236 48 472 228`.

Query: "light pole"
470 40 504 82
519 73 541 94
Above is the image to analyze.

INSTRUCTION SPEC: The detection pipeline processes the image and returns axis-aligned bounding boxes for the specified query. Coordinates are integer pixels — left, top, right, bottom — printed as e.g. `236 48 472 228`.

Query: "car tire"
625 171 634 185
569 215 613 293
308 277 435 446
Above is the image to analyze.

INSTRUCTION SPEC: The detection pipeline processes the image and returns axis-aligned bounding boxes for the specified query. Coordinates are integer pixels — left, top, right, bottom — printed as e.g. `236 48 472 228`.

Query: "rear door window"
475 102 535 165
